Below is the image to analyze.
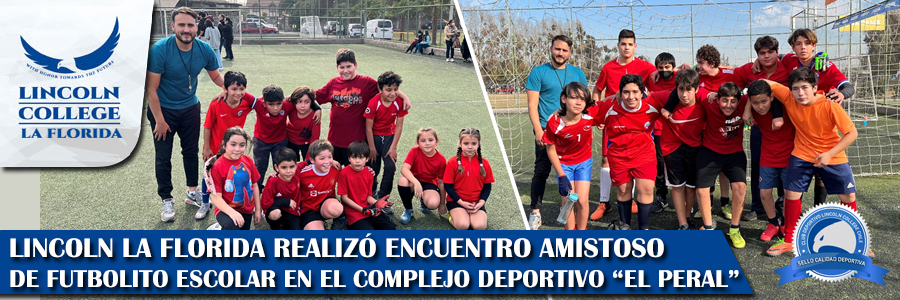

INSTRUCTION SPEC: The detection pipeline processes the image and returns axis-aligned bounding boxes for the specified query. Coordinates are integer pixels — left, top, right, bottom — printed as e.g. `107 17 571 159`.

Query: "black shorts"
696 146 747 188
299 197 337 229
446 200 487 212
348 214 396 230
333 146 350 167
265 198 295 230
664 144 700 188
421 182 439 191
287 142 310 161
216 211 252 230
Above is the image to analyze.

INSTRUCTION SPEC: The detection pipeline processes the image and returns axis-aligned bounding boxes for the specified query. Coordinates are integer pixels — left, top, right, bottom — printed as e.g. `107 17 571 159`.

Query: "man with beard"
147 7 225 222
524 35 587 229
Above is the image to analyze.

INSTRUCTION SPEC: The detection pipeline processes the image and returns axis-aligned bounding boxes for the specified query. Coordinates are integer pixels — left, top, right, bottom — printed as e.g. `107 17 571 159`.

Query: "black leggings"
216 211 252 230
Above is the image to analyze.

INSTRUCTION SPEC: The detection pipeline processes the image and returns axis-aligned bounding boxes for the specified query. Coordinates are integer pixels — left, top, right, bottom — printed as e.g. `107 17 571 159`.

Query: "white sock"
600 167 611 203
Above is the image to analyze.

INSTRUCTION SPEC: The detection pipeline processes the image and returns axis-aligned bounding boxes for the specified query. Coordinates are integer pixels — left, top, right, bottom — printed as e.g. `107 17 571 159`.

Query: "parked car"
241 22 278 34
348 23 363 37
323 21 341 34
366 19 393 39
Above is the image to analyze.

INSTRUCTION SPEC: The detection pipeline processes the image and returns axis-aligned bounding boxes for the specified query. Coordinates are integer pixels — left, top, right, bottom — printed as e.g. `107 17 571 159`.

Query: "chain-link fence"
463 0 900 178
152 0 460 44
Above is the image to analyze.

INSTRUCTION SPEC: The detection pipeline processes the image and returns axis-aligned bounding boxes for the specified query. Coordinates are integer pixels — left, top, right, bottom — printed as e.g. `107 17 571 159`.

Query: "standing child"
339 141 396 230
252 85 291 190
206 127 261 230
364 71 408 201
444 128 494 230
287 86 321 161
542 82 596 230
195 71 257 220
296 140 344 230
397 127 447 225
260 148 301 230
645 52 678 212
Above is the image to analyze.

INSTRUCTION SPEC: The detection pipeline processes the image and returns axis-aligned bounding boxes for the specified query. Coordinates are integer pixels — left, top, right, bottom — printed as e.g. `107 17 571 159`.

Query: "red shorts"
610 162 657 186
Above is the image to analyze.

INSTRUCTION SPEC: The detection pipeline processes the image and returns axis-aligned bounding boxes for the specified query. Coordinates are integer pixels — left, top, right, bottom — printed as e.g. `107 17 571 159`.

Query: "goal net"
463 0 900 178
298 16 325 37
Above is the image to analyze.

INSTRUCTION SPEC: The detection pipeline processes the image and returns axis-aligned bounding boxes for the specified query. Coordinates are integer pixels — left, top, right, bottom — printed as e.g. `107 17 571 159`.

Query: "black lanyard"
176 39 195 91
552 64 568 89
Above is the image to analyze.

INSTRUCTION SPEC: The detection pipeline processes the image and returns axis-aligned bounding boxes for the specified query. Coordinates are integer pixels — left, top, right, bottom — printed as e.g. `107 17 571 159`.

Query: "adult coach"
525 35 587 229
147 7 225 222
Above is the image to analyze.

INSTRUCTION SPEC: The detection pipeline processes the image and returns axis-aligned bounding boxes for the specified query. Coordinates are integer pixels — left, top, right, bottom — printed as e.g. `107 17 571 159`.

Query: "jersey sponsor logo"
307 183 315 188
220 114 227 117
564 133 572 139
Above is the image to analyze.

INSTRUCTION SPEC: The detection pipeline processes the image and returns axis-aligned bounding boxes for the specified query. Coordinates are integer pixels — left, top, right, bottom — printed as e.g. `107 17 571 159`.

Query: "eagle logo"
21 18 119 74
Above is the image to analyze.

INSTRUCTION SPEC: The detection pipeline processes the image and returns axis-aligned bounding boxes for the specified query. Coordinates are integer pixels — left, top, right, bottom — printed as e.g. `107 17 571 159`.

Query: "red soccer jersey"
781 53 850 92
363 94 408 136
208 154 260 216
594 91 667 169
403 146 447 185
203 93 255 152
646 76 676 136
443 156 495 203
699 67 745 92
660 100 707 156
541 105 598 165
287 110 320 146
753 110 796 168
734 61 790 86
260 174 301 215
253 101 294 143
337 166 375 225
699 94 747 154
297 163 340 214
596 58 656 98
315 75 379 148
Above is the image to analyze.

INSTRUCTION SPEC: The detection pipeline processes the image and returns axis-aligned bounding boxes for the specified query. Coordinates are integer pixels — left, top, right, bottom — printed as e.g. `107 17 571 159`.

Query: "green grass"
496 112 900 298
39 44 524 231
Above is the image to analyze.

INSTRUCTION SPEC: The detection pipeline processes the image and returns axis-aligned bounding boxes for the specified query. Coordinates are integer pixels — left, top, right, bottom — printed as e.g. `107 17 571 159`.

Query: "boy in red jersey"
743 80 794 241
339 141 396 230
252 85 320 190
589 29 655 220
645 52 678 213
297 140 344 230
260 148 301 230
543 82 597 230
364 71 408 203
196 71 257 220
594 75 667 230
659 69 707 230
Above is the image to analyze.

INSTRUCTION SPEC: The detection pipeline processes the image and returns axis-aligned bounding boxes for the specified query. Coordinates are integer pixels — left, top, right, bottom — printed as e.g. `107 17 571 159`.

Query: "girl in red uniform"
398 127 447 225
205 127 261 230
444 128 495 230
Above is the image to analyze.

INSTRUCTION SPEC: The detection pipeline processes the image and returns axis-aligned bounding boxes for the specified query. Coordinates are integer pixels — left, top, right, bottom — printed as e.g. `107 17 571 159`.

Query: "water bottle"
557 192 579 224
863 115 868 127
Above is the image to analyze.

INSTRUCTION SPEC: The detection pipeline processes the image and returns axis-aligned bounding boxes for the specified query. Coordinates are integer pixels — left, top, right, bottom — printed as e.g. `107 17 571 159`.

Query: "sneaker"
185 190 201 207
722 204 733 220
382 206 394 215
741 210 758 221
677 224 690 230
760 223 781 242
528 212 542 230
195 203 211 220
331 216 347 230
766 239 793 256
729 227 746 248
450 58 455 62
607 220 630 230
420 199 431 214
698 219 718 230
161 199 175 222
400 209 414 225
651 198 666 213
446 58 450 62
206 223 222 230
590 203 611 220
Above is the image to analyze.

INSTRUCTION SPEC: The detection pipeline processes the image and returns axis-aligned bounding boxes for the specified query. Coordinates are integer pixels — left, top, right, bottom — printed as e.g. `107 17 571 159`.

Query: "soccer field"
496 111 900 298
39 44 525 231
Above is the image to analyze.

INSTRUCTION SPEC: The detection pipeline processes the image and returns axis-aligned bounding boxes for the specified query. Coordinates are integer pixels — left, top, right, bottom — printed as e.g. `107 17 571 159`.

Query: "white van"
366 19 393 39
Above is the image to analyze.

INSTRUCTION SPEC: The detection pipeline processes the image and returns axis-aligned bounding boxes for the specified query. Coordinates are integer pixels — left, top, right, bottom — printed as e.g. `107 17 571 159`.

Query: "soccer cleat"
766 239 793 256
331 216 347 230
698 219 718 230
741 210 758 221
185 190 202 207
194 203 211 220
399 209 414 225
161 199 175 222
420 199 431 214
590 203 611 220
722 204 733 220
206 222 222 230
761 223 781 242
528 212 542 230
607 220 630 230
651 197 666 213
677 224 690 230
729 227 746 248
866 250 875 257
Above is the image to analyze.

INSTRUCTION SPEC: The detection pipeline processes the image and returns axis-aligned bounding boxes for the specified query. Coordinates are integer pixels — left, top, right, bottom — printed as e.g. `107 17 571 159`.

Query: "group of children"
189 48 494 231
547 28 865 257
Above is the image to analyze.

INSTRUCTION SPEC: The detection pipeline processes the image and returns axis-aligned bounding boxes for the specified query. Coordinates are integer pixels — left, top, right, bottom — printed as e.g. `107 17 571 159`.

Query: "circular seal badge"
793 203 869 282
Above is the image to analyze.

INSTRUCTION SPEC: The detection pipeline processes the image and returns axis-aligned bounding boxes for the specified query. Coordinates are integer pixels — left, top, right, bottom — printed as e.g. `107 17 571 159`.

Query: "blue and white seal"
775 203 889 285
